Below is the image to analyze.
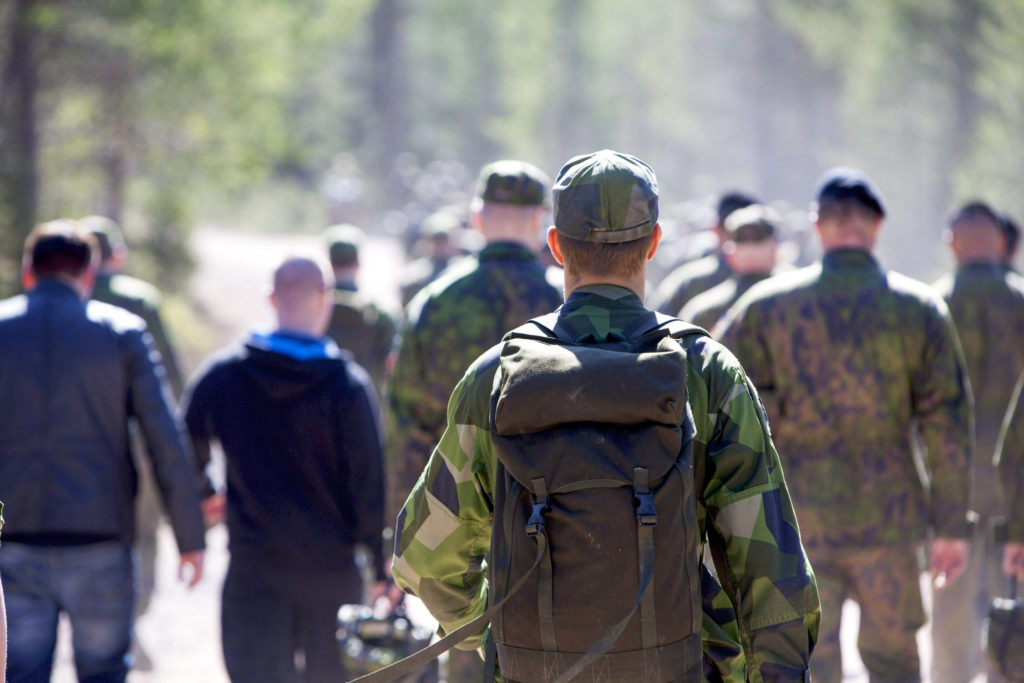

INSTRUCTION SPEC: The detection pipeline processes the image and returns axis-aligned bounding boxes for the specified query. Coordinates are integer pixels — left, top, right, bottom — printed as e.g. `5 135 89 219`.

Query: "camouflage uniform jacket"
387 241 562 522
649 252 732 315
326 282 397 399
392 285 820 681
717 248 972 551
997 371 1024 543
933 263 1024 517
92 272 183 397
680 272 773 334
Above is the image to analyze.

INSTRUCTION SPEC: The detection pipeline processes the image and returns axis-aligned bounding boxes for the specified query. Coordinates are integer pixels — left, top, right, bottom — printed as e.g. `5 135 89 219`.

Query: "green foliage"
2 0 1023 287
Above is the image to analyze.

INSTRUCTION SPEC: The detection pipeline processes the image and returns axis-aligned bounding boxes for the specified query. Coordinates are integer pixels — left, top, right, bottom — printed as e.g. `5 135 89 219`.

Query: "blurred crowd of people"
0 148 1021 683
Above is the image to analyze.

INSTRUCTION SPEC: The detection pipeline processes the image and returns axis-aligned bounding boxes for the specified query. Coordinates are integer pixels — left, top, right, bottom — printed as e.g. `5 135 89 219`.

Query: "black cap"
716 191 759 227
815 167 886 218
475 160 550 207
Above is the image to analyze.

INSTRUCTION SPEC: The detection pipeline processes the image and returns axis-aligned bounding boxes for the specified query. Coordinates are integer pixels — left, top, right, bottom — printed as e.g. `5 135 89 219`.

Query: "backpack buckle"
635 492 657 526
633 467 657 526
526 477 549 536
526 502 548 536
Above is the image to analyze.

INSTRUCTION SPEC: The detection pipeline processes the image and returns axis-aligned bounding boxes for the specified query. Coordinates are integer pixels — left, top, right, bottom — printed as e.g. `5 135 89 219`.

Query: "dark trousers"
0 541 134 683
221 554 362 683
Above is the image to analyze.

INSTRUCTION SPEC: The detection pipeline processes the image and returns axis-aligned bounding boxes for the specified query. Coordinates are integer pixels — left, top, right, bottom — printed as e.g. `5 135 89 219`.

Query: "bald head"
270 257 333 336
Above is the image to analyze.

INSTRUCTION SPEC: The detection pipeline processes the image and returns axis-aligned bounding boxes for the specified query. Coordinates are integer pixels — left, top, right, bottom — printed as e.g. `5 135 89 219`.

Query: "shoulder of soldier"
0 294 27 322
726 263 822 314
884 269 951 317
679 278 736 319
85 299 148 334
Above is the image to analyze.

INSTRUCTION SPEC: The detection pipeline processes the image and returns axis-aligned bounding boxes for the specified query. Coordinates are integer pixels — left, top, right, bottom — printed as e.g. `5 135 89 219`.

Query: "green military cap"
475 160 550 207
322 223 365 267
80 215 125 262
723 204 779 243
553 149 658 244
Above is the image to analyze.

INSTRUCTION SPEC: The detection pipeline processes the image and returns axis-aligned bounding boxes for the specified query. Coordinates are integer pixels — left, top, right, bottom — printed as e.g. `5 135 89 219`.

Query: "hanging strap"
548 469 659 683
529 477 557 652
351 532 549 683
634 467 659 650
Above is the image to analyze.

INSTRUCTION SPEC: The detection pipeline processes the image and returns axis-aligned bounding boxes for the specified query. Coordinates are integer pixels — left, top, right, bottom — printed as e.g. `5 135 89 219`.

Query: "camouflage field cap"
80 215 125 262
475 160 550 207
814 166 887 218
322 223 365 267
724 204 779 243
553 149 658 244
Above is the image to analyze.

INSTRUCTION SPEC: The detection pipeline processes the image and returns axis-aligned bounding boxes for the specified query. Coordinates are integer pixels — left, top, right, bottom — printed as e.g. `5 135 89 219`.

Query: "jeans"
0 541 135 683
221 554 362 683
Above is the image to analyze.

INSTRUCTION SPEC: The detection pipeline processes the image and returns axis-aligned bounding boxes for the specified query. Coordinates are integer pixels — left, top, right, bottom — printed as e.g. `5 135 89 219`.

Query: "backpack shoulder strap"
506 310 708 348
636 311 708 343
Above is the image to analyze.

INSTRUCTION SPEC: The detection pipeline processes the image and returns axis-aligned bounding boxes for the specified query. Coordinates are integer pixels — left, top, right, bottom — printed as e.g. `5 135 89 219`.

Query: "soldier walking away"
647 191 758 315
322 223 398 401
717 168 972 682
388 159 561 682
181 256 387 683
81 214 184 671
0 220 206 683
931 202 1024 683
680 203 781 334
389 150 819 682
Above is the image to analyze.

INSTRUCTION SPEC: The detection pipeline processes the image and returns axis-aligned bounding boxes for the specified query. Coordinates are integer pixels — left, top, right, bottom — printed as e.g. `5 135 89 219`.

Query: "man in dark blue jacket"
182 255 386 683
0 220 206 682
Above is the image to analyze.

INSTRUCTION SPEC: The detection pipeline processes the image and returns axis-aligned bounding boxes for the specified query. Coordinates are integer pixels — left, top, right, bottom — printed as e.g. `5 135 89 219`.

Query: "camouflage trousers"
931 521 1008 683
445 645 484 682
810 544 925 683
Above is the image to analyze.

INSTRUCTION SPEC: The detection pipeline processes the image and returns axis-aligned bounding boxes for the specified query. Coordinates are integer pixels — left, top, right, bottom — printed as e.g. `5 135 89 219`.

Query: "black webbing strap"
350 535 549 683
549 476 658 683
634 467 658 650
529 477 557 652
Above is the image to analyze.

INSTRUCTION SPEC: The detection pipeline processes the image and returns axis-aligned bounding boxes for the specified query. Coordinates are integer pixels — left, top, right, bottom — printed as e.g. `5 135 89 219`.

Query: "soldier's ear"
647 223 662 261
546 226 564 266
20 260 35 290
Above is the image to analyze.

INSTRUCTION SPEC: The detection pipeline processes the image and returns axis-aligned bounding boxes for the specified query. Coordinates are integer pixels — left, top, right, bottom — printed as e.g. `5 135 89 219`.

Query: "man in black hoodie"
182 256 385 683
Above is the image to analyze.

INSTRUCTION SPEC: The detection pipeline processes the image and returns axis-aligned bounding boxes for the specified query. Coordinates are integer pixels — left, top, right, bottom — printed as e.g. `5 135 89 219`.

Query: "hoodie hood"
240 330 348 401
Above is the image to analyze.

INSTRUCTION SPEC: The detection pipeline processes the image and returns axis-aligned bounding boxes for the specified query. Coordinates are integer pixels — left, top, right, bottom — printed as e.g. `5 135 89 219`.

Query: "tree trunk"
5 0 39 243
369 0 407 192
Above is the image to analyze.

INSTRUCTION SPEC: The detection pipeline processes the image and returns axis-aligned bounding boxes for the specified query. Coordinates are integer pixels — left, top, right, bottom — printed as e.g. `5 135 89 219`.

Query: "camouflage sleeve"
998 371 1024 543
911 303 972 539
391 351 500 651
693 337 820 682
387 309 452 524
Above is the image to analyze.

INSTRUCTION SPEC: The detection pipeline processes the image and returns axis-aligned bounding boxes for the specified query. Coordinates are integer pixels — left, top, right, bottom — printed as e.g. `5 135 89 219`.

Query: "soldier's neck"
563 270 645 302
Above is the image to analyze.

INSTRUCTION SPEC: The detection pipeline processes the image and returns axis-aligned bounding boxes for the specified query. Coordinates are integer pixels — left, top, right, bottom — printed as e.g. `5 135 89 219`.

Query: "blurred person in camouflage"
80 214 182 670
391 150 819 682
182 256 386 683
717 168 972 682
388 159 561 682
399 210 464 308
323 223 397 400
648 190 758 315
997 370 1024 585
930 201 1024 683
680 204 781 334
0 220 206 683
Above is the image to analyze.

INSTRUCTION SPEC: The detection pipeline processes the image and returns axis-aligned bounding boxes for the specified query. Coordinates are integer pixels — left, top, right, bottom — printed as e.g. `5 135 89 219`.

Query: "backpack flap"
492 335 689 489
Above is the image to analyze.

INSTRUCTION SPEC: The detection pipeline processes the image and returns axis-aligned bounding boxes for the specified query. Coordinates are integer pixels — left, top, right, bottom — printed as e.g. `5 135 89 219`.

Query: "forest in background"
1 0 1022 294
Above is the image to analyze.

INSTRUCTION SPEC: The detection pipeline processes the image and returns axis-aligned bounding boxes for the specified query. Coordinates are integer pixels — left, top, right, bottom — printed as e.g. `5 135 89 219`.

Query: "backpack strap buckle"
633 467 657 526
526 477 549 536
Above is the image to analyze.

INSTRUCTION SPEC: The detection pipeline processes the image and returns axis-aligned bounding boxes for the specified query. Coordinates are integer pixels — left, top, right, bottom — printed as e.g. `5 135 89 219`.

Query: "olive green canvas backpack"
485 311 706 682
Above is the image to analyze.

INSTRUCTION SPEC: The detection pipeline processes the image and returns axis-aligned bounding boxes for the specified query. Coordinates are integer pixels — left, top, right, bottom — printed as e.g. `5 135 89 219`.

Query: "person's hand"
371 579 405 611
179 550 205 588
931 537 969 589
201 493 226 526
1003 542 1024 581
